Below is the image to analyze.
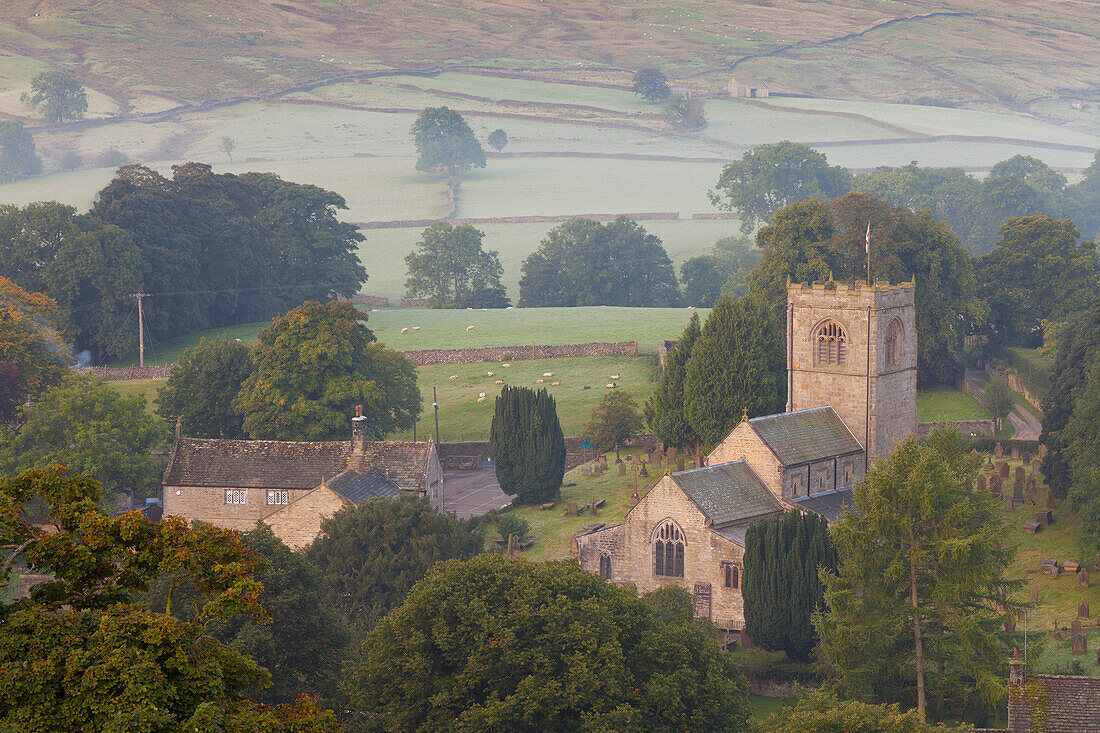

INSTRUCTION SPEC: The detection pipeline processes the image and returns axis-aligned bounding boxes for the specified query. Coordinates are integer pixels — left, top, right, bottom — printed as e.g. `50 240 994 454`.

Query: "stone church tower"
786 280 917 461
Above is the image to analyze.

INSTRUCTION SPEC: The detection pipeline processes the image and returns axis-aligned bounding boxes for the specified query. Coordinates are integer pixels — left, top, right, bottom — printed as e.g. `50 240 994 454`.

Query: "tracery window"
654 521 685 577
814 320 848 366
722 562 740 589
885 318 903 366
599 554 612 579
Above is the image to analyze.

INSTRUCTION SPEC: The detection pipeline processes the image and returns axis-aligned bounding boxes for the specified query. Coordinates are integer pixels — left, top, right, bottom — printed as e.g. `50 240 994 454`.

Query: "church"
575 279 918 639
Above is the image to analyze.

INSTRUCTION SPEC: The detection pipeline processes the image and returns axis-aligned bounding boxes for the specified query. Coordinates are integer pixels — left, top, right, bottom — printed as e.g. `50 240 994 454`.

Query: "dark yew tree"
645 313 702 460
743 511 837 661
490 385 565 505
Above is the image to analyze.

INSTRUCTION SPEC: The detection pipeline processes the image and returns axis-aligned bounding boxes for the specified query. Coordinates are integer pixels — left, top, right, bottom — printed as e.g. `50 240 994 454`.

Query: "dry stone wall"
400 341 638 366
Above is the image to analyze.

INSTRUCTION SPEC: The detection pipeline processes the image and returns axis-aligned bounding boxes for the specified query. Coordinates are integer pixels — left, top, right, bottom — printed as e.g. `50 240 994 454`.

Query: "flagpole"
865 223 871 285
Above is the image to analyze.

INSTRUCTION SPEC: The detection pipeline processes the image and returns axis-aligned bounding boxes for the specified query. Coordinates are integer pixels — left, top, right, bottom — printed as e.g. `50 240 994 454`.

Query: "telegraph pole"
432 387 441 444
131 293 149 367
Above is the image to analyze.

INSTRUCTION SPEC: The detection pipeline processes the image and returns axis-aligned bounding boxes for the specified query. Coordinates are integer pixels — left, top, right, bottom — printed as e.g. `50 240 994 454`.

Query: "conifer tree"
743 511 836 661
490 386 565 504
644 313 701 459
682 294 785 449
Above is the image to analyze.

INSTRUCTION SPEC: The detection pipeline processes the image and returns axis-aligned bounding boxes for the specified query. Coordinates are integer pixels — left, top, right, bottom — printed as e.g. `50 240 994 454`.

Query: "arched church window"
885 318 903 366
654 521 685 577
814 320 848 366
599 553 612 579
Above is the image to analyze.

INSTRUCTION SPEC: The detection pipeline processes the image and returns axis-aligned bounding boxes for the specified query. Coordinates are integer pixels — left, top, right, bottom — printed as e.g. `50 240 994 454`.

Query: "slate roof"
325 469 400 503
347 441 434 493
749 406 863 466
672 460 784 528
795 489 854 522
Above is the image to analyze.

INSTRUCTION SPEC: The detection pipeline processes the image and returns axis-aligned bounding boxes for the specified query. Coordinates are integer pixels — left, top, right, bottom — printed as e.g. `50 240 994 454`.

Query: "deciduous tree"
20 71 87 122
0 277 68 423
980 378 1015 434
410 106 486 177
487 128 508 151
583 389 643 458
761 690 972 733
1065 355 1100 555
341 555 750 732
631 68 671 102
490 385 565 504
645 313 702 460
156 336 253 438
0 121 42 182
234 301 419 441
404 222 508 308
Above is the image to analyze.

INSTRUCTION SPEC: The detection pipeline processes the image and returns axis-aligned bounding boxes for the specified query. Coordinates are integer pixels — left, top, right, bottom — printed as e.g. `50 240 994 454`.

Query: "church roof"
672 460 784 528
795 489 854 522
325 469 401 504
749 406 863 466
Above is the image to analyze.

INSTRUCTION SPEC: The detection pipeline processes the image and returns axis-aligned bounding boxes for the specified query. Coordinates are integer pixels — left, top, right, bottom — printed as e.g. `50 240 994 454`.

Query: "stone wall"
916 420 995 437
1008 672 1100 732
162 485 306 531
88 365 175 380
400 341 638 366
706 422 783 495
438 437 590 471
990 360 1044 412
265 487 346 550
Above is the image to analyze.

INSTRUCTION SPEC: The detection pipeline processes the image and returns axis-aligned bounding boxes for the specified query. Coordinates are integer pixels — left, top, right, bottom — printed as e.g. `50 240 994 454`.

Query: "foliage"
759 689 973 733
853 162 981 248
710 141 853 233
142 523 349 706
487 128 508 151
664 93 706 130
815 429 1019 722
404 222 508 308
743 511 837 662
341 554 750 732
235 301 419 441
490 385 566 504
410 106 486 176
220 135 236 161
496 512 531 541
156 336 254 438
1064 355 1100 554
644 313 702 459
0 121 42 182
980 378 1015 433
306 495 481 632
683 294 785 449
20 71 87 122
0 277 68 423
679 237 760 307
631 68 671 102
0 375 165 503
518 217 681 307
583 389 643 457
0 467 338 731
1040 292 1100 496
976 216 1099 338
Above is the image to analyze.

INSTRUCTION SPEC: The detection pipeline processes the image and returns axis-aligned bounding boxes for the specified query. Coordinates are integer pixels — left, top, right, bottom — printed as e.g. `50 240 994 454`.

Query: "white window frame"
224 489 246 505
266 490 289 506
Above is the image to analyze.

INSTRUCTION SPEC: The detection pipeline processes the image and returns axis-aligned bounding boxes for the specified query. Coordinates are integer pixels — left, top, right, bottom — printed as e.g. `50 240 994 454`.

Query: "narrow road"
964 369 1042 440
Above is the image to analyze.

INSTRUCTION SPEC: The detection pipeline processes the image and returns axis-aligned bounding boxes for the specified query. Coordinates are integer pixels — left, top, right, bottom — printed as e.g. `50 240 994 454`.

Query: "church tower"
786 280 917 461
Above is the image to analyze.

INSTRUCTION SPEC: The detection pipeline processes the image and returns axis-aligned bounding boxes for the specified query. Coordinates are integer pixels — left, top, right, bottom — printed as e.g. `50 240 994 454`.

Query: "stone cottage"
162 409 443 547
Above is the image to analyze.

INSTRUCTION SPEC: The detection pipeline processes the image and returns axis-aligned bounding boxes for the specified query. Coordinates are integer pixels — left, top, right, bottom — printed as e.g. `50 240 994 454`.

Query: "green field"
916 386 989 423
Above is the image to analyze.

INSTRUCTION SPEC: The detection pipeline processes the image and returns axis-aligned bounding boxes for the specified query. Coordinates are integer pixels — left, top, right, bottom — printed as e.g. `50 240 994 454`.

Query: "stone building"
162 411 443 546
729 77 770 98
576 280 918 637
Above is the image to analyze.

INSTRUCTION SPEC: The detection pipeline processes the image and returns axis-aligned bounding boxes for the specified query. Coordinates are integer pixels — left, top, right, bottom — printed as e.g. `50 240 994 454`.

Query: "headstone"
566 502 578 517
1013 479 1024 503
631 452 640 464
1029 587 1039 603
1023 522 1040 534
1036 510 1052 526
594 463 604 476
588 499 598 517
994 442 1004 459
639 462 648 478
1032 458 1042 473
1079 569 1090 589
540 502 555 510
1072 622 1087 654
1041 559 1060 577
507 533 518 558
598 454 607 466
1015 466 1025 484
1011 444 1020 460
1066 560 1081 574
1004 494 1015 513
1026 475 1037 504
1046 490 1056 510
618 461 626 476
987 457 995 470
976 475 987 493
667 446 677 461
1005 615 1015 633
676 455 685 472
1000 462 1010 479
1079 601 1091 620
991 476 1002 498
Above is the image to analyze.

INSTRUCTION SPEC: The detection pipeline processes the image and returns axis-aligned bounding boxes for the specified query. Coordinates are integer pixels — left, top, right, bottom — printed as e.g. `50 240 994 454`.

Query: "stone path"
964 369 1042 441
442 469 513 520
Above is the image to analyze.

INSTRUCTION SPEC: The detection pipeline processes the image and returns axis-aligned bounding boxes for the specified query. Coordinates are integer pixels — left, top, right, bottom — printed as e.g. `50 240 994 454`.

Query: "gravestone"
1005 615 1015 633
1024 522 1040 534
588 499 598 518
676 455 685 472
631 452 640 464
1072 620 1087 654
566 502 578 517
976 475 987 493
1079 601 1091 620
1000 462 1010 479
1026 475 1036 504
1041 559 1060 577
987 457 995 470
1080 569 1090 589
1004 494 1015 513
594 463 604 476
1046 490 1056 510
1013 479 1024 503
1029 587 1039 603
667 446 677 462
1036 510 1052 526
1032 458 1042 473
617 461 626 476
991 476 1002 498
1015 466 1025 484
1011 444 1020 460
1066 560 1082 574
994 442 1004 459
639 462 648 478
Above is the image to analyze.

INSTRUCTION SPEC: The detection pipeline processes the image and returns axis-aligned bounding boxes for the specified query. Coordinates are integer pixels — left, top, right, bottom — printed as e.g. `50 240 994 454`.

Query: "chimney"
351 404 366 452
1009 647 1025 687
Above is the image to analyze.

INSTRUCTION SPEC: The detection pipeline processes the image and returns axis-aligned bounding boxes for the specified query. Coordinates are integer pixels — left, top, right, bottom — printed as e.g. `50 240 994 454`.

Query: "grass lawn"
108 378 165 417
747 694 794 721
916 386 989 422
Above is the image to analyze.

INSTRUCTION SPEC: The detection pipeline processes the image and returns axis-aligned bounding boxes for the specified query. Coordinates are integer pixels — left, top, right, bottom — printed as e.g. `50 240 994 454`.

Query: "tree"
683 294 785 449
141 523 349 706
631 68 671 102
306 495 480 632
490 385 565 505
518 216 681 307
156 336 253 438
0 120 42 182
410 106 486 177
487 128 508 151
761 690 971 733
0 467 338 731
645 313 702 460
965 156 1068 255
980 378 1015 433
341 554 750 732
679 238 760 308
710 141 853 233
220 135 236 162
815 429 1019 723
20 71 88 122
404 222 508 308
1040 292 1100 495
0 277 68 423
496 513 530 542
583 389 643 459
0 375 166 504
664 93 705 130
1065 355 1100 554
234 301 419 441
853 162 981 247
976 215 1099 338
743 511 837 662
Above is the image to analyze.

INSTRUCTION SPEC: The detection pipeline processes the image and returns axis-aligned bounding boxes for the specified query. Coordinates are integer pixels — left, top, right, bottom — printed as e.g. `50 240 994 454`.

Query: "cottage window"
885 318 903 366
266 490 288 506
599 554 612 580
722 562 739 589
814 320 848 366
654 521 685 577
224 489 246 505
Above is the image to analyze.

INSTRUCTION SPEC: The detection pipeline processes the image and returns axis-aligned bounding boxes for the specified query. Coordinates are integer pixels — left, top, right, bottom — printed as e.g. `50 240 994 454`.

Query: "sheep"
412 326 420 331
501 363 510 368
535 379 544 384
506 306 514 310
478 392 486 398
486 372 494 377
477 397 485 403
495 379 504 385
610 374 620 380
606 383 616 389
400 327 408 334
551 381 560 386
542 372 553 378
371 309 380 313
466 325 475 331
466 307 474 310
449 375 458 381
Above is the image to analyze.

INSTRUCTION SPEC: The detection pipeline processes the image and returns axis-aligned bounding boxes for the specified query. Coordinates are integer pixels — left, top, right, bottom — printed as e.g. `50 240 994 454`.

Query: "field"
916 386 989 423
